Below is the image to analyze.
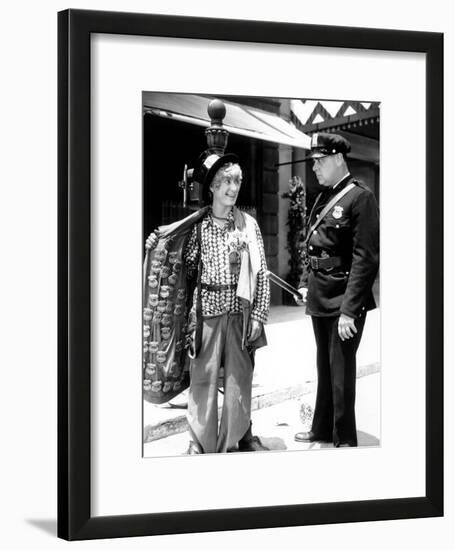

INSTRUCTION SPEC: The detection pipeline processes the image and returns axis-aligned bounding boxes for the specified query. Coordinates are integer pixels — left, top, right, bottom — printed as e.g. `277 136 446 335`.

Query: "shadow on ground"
257 436 287 451
357 430 380 446
26 519 57 536
316 430 379 449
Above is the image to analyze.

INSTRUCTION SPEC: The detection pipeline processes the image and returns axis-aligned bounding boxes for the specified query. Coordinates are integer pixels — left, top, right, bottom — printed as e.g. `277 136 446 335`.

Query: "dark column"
261 144 280 305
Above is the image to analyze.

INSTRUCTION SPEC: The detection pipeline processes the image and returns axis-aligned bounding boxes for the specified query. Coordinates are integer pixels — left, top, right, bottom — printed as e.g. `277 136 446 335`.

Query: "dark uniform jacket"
301 174 379 319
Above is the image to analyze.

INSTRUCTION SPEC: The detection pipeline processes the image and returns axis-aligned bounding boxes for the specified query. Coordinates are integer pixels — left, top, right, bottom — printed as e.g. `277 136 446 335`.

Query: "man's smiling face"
210 163 242 208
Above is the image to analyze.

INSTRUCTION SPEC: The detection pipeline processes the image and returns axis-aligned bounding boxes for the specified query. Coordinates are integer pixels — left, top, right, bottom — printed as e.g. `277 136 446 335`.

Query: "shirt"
183 209 270 323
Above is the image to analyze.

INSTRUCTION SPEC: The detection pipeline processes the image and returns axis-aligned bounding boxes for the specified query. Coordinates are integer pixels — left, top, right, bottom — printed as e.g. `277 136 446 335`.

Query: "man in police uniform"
295 133 379 447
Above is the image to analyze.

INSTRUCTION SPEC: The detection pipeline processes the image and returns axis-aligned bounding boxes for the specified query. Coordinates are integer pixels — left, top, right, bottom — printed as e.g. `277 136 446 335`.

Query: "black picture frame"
58 8 443 541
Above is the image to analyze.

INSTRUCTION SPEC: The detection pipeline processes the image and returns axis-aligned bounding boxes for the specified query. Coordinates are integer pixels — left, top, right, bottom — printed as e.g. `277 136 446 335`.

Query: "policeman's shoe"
238 435 269 452
186 441 203 455
334 440 357 448
294 431 331 443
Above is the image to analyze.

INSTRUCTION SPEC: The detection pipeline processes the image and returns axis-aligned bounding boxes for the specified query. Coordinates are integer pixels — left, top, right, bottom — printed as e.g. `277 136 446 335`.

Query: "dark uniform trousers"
311 312 366 446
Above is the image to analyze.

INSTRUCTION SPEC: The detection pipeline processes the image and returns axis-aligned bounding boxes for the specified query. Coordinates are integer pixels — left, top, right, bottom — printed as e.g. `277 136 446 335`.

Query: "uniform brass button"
309 246 314 251
313 230 317 235
336 224 340 229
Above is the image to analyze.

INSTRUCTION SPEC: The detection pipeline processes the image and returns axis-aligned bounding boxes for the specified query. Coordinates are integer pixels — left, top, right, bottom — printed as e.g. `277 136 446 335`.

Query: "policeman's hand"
145 232 159 250
293 287 308 306
338 313 357 341
248 319 262 343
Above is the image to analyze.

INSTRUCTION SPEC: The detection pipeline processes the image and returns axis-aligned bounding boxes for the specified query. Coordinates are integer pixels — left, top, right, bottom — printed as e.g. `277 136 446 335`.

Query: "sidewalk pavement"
143 306 380 457
144 372 380 457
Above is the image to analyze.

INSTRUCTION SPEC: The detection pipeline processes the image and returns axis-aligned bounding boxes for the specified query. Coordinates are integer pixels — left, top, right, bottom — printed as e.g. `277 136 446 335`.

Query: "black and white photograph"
142 93 380 457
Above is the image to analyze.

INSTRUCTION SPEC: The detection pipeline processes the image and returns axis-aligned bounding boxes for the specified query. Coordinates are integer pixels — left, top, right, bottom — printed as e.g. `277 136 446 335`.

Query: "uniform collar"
324 173 352 195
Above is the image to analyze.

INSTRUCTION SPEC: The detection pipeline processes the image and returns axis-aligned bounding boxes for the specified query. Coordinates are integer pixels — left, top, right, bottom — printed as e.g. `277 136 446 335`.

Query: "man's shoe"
294 431 331 443
334 441 357 448
186 441 203 455
238 435 269 452
238 422 269 451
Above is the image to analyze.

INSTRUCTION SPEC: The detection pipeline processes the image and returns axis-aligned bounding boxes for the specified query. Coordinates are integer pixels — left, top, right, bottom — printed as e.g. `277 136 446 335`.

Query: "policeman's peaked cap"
305 133 351 160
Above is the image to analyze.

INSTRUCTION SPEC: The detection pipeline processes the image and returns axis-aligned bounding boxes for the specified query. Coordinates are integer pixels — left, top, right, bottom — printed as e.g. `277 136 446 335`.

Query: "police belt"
308 255 343 271
201 283 237 291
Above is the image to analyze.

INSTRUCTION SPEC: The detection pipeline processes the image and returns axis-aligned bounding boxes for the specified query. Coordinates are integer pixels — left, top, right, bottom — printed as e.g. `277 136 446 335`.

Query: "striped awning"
143 93 311 150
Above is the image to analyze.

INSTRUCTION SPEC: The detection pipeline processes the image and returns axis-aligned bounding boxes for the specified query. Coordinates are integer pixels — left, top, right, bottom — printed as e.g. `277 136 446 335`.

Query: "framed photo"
58 9 443 540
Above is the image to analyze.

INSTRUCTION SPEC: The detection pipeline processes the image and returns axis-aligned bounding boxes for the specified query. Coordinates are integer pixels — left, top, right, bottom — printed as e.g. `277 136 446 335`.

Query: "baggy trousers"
187 313 253 453
310 313 366 446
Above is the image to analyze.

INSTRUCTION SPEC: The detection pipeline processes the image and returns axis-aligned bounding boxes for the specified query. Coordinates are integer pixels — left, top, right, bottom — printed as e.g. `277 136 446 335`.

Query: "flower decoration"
160 285 170 299
160 266 171 279
162 381 172 393
167 252 178 264
152 312 162 323
281 176 308 289
154 249 166 261
168 361 179 377
151 260 162 274
143 308 153 321
161 327 171 340
176 289 186 301
145 364 157 377
148 276 158 289
172 260 182 273
149 341 159 353
226 228 248 254
161 314 172 327
151 381 162 392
